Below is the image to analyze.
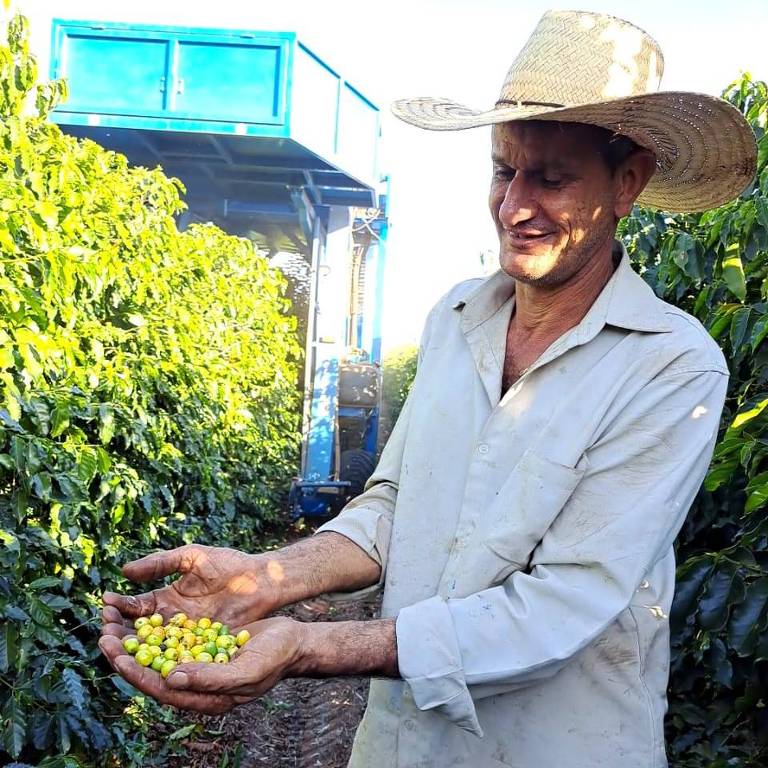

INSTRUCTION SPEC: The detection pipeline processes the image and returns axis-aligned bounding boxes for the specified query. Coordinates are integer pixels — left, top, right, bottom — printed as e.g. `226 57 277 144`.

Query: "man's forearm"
257 532 381 613
293 618 399 679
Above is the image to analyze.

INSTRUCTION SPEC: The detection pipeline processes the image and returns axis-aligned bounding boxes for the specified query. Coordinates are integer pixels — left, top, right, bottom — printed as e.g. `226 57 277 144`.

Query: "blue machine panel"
291 44 340 162
62 33 169 114
51 20 380 190
337 82 379 188
52 21 291 128
175 39 285 123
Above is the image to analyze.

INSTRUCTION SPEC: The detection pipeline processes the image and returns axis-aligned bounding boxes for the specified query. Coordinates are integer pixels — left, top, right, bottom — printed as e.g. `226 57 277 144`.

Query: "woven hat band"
496 99 565 108
499 10 664 107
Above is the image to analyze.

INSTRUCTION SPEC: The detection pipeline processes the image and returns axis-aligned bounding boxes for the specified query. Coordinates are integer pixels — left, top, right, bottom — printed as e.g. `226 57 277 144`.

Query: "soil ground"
165 593 380 768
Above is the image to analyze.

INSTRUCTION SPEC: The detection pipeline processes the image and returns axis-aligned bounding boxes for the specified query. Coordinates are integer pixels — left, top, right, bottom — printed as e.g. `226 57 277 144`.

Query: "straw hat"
391 10 757 213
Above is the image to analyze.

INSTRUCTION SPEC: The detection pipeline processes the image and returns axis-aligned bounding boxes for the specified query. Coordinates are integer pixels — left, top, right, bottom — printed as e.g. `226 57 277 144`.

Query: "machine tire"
339 449 376 500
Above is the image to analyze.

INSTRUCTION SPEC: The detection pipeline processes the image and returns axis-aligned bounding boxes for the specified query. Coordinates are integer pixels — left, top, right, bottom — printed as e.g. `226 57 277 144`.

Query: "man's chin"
499 248 559 283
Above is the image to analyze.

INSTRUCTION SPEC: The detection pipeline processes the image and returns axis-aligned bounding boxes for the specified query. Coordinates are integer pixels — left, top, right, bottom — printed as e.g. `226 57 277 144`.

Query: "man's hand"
98 617 303 713
101 544 282 637
98 616 399 714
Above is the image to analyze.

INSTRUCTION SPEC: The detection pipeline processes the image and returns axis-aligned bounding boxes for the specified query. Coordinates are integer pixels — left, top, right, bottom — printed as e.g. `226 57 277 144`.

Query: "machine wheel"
339 449 376 500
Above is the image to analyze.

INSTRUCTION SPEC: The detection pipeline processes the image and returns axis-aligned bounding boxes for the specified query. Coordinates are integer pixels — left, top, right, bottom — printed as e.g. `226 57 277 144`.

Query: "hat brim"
391 91 757 213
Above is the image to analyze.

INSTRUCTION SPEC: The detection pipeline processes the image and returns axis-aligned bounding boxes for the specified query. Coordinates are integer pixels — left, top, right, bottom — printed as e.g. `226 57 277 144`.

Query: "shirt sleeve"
314 299 440 583
395 365 728 735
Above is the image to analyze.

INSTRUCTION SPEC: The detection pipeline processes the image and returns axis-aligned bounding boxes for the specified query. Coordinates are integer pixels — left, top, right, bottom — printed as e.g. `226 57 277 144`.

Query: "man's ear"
614 149 657 219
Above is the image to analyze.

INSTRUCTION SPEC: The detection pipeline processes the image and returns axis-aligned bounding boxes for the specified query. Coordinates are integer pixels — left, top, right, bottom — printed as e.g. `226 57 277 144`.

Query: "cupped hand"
98 617 305 714
101 544 279 637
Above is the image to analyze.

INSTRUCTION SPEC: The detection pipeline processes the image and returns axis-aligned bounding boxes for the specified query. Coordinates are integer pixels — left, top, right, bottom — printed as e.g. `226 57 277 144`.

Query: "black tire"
338 448 376 500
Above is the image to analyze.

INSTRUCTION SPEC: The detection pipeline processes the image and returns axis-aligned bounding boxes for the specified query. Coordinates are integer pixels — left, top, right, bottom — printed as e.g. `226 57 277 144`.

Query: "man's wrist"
291 618 399 679
252 534 382 617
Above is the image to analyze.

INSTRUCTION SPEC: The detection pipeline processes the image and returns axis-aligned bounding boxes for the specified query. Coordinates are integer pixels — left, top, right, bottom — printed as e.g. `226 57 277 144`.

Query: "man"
100 10 757 767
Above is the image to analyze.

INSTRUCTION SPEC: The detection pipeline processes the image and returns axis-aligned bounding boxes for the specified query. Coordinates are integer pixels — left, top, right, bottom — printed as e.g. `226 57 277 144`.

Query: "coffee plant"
0 15 300 766
620 73 768 767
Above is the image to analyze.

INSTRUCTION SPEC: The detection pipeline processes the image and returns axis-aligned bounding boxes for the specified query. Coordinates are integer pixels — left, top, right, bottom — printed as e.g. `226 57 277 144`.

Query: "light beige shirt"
318 245 728 768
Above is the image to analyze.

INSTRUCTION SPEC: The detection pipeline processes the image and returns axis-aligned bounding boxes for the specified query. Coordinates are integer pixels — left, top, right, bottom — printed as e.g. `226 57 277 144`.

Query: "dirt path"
166 594 380 768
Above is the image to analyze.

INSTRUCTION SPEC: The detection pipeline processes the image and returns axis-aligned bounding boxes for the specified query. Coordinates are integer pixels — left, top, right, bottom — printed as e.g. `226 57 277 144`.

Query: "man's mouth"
504 229 555 245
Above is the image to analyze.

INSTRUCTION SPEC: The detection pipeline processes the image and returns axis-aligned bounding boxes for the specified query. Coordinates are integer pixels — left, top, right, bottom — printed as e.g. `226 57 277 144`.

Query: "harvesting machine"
48 18 388 519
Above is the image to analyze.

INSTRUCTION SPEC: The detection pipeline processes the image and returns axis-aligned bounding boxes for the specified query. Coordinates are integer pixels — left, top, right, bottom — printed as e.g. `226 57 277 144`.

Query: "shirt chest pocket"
448 448 586 594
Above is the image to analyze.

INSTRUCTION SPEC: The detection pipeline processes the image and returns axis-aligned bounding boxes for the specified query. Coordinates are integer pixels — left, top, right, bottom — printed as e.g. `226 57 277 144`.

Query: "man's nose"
498 177 538 226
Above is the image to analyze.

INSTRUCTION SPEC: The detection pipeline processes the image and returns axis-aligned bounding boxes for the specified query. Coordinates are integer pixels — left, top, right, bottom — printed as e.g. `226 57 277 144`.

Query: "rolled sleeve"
395 366 728 726
396 596 483 736
315 482 397 585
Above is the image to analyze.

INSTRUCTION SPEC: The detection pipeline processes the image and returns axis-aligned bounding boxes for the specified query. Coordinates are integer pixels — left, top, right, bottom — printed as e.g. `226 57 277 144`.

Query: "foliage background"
0 16 300 766
619 74 768 767
377 344 418 449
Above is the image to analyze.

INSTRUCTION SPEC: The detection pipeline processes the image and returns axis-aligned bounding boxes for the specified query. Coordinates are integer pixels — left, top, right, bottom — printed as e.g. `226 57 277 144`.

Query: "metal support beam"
303 206 353 483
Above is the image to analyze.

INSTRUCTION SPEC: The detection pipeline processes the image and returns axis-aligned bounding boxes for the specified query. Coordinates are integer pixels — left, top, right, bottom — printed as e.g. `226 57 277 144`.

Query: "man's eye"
493 167 515 179
541 178 563 187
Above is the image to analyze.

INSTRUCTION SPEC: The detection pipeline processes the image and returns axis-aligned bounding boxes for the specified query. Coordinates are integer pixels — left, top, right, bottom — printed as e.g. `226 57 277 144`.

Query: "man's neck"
511 243 617 340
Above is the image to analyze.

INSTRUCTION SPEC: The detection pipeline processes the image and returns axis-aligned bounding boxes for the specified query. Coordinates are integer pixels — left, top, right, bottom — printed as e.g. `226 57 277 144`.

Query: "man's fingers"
122 546 197 583
98 635 234 714
98 633 129 674
102 589 157 619
166 660 245 694
101 620 130 641
102 604 133 630
113 656 233 713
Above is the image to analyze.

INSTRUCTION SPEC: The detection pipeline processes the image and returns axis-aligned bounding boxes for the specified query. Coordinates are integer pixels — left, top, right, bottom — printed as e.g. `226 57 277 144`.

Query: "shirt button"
477 443 489 455
404 719 416 731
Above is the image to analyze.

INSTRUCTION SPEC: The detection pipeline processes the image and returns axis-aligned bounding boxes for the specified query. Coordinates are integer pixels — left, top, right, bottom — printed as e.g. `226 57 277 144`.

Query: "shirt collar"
452 241 672 335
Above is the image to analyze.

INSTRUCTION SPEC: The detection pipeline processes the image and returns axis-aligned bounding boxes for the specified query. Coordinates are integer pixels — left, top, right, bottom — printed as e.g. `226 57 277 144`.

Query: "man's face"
489 121 622 286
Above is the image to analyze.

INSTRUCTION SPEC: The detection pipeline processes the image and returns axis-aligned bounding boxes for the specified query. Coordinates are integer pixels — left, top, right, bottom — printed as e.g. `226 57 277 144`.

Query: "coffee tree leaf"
729 577 768 656
0 621 18 673
2 698 26 758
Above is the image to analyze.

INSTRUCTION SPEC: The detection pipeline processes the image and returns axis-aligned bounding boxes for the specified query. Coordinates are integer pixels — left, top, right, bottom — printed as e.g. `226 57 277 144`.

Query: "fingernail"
98 639 107 654
126 596 139 610
167 671 188 689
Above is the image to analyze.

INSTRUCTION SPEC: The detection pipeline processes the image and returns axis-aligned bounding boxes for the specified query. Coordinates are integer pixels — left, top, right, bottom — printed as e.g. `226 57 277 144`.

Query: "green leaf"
35 200 59 228
50 402 70 438
2 697 26 758
31 471 52 501
76 447 98 485
728 398 768 433
729 306 751 351
698 568 735 631
40 593 71 611
0 621 18 673
27 596 53 626
168 722 200 741
707 305 738 340
98 405 115 445
722 245 747 301
110 674 140 698
56 709 71 754
37 757 82 768
704 458 739 491
30 709 54 751
745 480 768 513
671 557 713 636
95 447 111 474
62 668 86 712
28 576 60 589
728 577 768 655
750 314 768 351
